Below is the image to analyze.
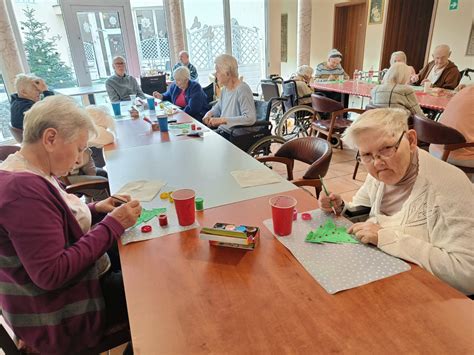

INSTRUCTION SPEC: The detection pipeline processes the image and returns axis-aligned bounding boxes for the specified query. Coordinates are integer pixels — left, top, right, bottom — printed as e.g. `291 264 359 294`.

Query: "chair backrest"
0 145 20 162
89 146 106 168
0 323 20 355
275 137 333 179
282 80 299 111
140 75 167 95
311 94 344 113
260 79 280 102
413 114 466 145
202 83 214 103
459 68 473 80
255 99 271 122
8 124 23 144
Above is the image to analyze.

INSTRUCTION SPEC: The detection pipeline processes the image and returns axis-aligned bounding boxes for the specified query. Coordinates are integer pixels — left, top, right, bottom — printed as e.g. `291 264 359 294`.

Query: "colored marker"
143 117 152 125
319 175 337 215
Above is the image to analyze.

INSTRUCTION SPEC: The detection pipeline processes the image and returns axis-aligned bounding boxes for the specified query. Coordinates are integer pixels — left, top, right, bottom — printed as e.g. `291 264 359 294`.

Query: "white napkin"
116 180 165 202
231 169 282 188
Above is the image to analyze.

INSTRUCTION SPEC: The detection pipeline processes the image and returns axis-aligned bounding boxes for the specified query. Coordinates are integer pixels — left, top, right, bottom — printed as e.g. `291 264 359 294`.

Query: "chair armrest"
343 205 371 223
65 179 110 195
444 142 474 151
226 121 273 138
338 108 365 115
257 156 294 180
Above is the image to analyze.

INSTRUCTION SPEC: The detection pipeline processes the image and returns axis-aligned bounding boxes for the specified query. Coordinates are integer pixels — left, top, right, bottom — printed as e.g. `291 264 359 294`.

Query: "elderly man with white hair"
171 50 198 81
10 74 54 130
413 44 461 89
153 66 209 120
289 65 314 105
370 62 424 116
105 55 146 102
319 108 474 296
203 54 256 130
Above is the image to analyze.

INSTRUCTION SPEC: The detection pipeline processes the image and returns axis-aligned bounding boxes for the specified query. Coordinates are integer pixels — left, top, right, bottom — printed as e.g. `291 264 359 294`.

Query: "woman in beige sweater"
319 108 474 295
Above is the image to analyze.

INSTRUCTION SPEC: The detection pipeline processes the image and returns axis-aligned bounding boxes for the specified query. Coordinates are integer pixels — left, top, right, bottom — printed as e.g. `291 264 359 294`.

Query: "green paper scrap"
133 208 167 227
168 123 191 130
305 219 359 244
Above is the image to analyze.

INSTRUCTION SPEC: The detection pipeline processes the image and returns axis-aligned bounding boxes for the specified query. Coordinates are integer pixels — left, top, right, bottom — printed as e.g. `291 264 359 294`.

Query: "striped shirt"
314 62 349 80
171 62 198 81
370 83 424 116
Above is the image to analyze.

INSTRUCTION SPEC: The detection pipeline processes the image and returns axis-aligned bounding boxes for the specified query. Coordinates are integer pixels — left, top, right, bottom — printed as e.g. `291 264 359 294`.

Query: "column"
0 0 25 94
297 0 312 67
165 0 186 64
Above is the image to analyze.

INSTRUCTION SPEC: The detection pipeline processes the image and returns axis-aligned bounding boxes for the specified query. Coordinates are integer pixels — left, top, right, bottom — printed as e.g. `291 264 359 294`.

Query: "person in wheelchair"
203 54 256 131
318 108 474 296
289 65 314 105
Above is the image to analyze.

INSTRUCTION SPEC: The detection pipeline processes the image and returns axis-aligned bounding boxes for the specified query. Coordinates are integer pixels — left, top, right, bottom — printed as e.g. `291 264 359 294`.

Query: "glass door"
60 0 140 87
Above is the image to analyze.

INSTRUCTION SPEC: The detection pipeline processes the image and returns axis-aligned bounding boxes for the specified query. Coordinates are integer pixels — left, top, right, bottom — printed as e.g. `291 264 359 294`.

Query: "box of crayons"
199 223 260 250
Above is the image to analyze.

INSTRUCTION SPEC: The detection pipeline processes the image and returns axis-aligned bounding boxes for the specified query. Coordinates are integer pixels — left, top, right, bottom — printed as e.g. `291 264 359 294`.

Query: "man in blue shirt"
171 51 198 81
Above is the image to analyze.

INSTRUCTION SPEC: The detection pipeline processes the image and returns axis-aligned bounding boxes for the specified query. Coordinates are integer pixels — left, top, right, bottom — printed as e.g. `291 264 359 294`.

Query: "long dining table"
105 112 474 354
310 80 452 112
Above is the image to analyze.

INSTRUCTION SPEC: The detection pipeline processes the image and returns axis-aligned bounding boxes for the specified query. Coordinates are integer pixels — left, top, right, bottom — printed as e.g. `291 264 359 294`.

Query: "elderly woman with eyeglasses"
318 108 474 295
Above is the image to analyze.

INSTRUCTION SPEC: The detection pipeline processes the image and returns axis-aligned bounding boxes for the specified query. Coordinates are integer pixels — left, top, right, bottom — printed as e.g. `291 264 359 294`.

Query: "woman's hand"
153 91 162 99
95 194 131 214
348 222 381 245
318 192 343 214
109 200 142 229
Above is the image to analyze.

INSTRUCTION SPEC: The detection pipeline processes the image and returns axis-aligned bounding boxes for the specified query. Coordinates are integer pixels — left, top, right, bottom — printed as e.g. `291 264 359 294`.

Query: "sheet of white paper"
116 180 166 202
231 169 282 188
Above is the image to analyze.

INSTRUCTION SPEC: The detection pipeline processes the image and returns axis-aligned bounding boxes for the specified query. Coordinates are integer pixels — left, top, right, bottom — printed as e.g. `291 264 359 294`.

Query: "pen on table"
143 117 152 125
319 175 337 215
111 195 128 205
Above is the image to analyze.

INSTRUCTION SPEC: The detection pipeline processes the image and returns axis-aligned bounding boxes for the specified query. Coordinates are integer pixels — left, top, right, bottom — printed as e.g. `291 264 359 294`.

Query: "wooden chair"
309 93 364 149
257 137 332 197
8 124 23 144
0 145 20 162
413 114 474 174
60 175 111 199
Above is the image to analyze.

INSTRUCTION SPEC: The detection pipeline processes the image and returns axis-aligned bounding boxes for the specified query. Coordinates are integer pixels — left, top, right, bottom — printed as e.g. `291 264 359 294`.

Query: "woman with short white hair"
0 95 141 353
319 108 474 295
10 73 54 130
290 65 314 105
202 54 256 129
389 51 416 82
153 66 209 120
370 62 424 116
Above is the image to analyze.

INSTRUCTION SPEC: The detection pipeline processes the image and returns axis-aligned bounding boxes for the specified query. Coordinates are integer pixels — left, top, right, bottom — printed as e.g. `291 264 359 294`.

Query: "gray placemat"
263 209 410 294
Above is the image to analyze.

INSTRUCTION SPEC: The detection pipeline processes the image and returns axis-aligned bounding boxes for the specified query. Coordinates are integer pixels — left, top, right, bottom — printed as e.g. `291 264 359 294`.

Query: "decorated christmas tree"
21 7 76 88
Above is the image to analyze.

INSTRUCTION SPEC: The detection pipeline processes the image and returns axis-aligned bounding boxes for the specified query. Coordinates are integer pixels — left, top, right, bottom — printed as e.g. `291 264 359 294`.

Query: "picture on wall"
281 14 288 62
466 22 474 56
368 0 384 25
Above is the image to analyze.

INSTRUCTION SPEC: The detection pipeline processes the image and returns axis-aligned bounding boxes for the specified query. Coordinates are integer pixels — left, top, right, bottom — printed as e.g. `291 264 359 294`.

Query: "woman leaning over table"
153 66 209 121
0 95 141 354
370 62 425 117
318 108 474 295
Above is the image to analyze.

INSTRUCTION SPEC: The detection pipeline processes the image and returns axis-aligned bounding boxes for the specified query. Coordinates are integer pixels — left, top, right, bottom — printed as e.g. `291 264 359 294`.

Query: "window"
0 71 13 143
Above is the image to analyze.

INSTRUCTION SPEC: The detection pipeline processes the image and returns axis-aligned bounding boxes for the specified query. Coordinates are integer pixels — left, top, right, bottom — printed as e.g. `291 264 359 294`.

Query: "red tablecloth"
310 80 452 111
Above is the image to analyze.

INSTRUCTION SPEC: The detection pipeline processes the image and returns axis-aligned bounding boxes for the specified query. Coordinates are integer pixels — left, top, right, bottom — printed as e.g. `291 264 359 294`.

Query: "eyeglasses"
356 131 406 164
114 62 125 65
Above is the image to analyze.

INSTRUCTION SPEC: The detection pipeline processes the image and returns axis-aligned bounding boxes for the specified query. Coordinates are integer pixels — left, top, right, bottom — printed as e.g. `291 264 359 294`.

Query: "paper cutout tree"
305 219 359 244
134 208 167 227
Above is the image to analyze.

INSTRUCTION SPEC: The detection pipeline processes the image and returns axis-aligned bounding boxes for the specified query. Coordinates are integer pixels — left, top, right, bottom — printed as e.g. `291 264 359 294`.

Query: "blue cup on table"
147 97 156 111
111 102 121 116
158 117 168 132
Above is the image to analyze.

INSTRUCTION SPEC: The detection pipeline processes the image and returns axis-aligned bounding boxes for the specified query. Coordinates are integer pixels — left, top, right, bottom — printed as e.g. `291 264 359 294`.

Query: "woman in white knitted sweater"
319 108 474 295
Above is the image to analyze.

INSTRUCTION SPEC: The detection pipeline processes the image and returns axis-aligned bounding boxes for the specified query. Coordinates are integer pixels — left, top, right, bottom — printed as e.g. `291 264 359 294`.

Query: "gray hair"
390 51 407 66
296 65 314 80
85 105 116 131
342 108 409 149
23 95 97 144
173 66 190 81
383 62 411 85
112 55 126 64
434 44 451 56
179 50 189 58
215 54 239 78
15 73 40 97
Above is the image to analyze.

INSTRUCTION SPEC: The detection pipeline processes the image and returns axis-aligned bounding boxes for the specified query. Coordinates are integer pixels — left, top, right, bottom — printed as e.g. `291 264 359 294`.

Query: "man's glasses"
356 131 406 164
114 62 125 65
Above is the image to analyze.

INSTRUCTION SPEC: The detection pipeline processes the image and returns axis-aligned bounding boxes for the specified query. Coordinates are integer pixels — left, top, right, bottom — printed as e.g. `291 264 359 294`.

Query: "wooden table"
54 84 106 105
118 188 473 354
310 80 452 111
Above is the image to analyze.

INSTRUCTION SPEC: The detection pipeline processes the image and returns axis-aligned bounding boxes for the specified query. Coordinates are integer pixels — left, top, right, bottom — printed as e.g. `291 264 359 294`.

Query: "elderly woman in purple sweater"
0 96 141 353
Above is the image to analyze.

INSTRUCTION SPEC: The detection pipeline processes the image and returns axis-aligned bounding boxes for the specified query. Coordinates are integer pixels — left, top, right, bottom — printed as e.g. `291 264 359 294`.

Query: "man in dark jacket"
413 44 461 90
10 74 54 130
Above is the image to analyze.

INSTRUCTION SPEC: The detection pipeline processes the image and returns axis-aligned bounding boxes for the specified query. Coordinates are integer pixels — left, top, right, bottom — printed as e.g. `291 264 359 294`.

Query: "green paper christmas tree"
305 219 359 244
134 208 167 227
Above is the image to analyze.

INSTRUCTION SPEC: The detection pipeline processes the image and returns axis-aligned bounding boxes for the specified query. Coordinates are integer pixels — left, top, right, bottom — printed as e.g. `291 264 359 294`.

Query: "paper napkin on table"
231 169 282 188
116 180 165 202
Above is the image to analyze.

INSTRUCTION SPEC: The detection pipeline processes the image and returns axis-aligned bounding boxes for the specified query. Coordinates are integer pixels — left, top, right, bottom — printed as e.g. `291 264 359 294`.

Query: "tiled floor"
104 146 366 355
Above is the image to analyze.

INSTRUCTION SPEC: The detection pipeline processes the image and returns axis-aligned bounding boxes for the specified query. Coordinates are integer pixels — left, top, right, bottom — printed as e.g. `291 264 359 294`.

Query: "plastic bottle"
368 66 374 83
353 69 359 82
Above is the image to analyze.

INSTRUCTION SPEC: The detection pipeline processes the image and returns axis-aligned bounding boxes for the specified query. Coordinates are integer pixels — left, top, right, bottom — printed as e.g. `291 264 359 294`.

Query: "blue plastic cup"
147 97 156 111
158 117 168 132
111 102 121 116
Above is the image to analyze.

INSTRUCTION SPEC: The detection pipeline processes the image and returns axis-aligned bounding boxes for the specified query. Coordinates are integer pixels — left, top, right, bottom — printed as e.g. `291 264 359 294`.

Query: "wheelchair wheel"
247 135 287 158
275 105 315 140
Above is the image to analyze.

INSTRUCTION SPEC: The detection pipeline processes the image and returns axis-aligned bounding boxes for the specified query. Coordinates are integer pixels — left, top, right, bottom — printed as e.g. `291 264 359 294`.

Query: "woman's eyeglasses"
356 131 406 164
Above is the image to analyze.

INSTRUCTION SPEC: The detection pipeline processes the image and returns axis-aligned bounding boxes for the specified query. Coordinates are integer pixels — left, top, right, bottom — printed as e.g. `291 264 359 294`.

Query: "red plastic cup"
171 189 196 226
269 195 297 236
